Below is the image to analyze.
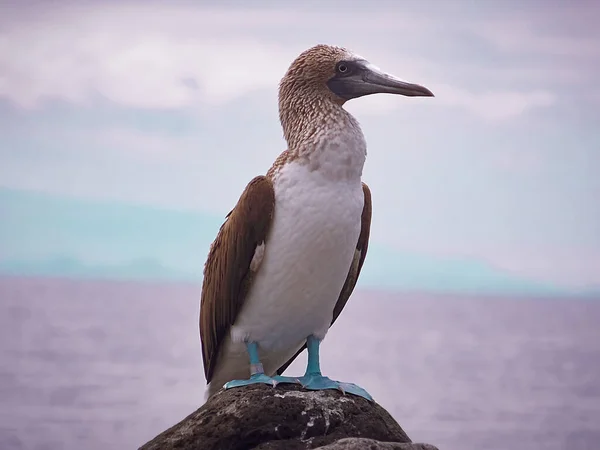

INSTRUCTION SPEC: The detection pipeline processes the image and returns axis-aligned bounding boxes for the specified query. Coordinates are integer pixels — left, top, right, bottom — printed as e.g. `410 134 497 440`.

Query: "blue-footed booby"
200 44 434 401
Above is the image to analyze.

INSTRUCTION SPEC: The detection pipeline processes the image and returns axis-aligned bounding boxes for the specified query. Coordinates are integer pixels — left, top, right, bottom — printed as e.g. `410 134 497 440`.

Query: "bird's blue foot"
223 373 276 389
223 373 299 390
295 373 374 401
224 341 300 390
295 335 374 401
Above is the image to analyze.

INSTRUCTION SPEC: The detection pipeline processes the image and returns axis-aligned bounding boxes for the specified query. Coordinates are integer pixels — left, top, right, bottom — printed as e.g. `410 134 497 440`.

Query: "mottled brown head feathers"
278 44 356 152
279 44 352 100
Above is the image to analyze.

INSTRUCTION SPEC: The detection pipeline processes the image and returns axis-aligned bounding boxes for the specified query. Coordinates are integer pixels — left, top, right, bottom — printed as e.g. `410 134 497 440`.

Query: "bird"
199 44 434 401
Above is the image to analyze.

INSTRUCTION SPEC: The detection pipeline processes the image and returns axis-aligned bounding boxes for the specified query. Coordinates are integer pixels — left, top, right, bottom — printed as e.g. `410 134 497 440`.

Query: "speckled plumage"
273 45 359 168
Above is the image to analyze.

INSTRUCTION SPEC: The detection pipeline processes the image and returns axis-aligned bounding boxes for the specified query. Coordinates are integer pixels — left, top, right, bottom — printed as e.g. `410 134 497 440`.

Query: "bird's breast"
231 161 364 351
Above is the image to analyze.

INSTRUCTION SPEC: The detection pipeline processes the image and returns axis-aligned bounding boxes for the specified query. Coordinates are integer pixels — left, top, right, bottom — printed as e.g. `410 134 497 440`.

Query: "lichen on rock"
139 383 439 450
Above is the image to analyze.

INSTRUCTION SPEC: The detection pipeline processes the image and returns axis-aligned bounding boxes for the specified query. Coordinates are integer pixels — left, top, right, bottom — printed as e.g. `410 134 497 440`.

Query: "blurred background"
1 1 599 449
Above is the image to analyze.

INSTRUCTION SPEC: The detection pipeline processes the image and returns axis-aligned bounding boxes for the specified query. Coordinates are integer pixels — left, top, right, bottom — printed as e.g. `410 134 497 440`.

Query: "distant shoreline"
1 273 597 302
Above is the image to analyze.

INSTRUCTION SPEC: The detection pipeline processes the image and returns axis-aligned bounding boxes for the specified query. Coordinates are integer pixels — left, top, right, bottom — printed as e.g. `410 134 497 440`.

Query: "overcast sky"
0 0 599 289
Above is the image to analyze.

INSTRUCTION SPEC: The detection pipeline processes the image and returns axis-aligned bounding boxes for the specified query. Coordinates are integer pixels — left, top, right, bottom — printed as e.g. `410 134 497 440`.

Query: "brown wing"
276 182 373 375
200 175 275 383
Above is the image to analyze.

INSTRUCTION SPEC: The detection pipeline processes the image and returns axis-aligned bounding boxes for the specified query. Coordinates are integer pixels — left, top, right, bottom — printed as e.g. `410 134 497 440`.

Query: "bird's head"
279 44 434 108
278 44 434 150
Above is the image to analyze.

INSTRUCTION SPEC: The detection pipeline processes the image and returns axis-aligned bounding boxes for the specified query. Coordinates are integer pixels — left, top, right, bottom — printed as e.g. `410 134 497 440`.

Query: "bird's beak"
327 60 434 100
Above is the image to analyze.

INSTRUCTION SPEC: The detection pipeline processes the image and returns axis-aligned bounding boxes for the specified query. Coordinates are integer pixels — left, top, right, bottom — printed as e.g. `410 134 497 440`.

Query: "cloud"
471 17 600 58
0 2 582 121
433 86 556 121
0 26 292 109
76 127 202 160
487 146 543 174
347 83 555 121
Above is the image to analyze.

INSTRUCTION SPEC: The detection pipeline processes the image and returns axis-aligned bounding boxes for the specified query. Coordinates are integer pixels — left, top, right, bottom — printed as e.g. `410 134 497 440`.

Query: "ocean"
0 276 598 450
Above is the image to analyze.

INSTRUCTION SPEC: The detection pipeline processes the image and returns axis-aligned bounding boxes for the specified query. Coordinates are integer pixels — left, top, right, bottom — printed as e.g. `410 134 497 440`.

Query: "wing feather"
199 176 275 383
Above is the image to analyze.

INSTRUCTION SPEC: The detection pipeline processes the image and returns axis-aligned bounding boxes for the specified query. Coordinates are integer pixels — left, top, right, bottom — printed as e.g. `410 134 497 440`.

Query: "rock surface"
139 383 439 450
313 438 439 449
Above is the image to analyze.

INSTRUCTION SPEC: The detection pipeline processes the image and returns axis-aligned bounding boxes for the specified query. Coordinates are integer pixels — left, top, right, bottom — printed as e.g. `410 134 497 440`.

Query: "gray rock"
139 383 439 450
313 438 440 449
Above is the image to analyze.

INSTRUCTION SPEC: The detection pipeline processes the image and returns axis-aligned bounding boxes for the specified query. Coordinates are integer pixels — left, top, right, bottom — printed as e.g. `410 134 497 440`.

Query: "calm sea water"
0 276 599 450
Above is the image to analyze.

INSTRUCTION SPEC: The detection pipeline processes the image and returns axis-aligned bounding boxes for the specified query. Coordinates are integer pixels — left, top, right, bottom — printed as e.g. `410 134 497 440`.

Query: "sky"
0 0 599 290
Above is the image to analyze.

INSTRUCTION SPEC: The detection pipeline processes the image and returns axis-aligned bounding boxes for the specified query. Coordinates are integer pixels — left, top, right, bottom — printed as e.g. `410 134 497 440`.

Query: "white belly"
208 161 364 391
233 169 364 349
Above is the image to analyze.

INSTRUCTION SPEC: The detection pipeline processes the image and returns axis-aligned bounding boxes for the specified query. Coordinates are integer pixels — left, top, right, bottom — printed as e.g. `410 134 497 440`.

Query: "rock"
139 383 439 450
311 438 439 449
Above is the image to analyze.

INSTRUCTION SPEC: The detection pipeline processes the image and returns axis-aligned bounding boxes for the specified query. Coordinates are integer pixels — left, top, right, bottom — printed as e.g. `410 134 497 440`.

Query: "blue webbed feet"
224 341 300 390
295 335 374 401
224 373 277 390
273 375 301 385
223 373 299 390
227 339 373 401
295 373 374 401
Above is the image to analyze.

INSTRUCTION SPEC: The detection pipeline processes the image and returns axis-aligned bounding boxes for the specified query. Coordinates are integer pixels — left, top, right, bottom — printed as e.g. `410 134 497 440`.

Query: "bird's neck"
279 96 367 182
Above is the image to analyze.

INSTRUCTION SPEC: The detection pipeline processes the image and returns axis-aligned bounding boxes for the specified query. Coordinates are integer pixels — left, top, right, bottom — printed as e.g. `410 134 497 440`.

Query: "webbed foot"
295 373 374 401
223 373 299 390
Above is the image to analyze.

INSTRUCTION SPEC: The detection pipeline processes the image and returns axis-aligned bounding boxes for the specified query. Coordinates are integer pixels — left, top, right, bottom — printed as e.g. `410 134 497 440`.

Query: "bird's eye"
337 63 348 74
